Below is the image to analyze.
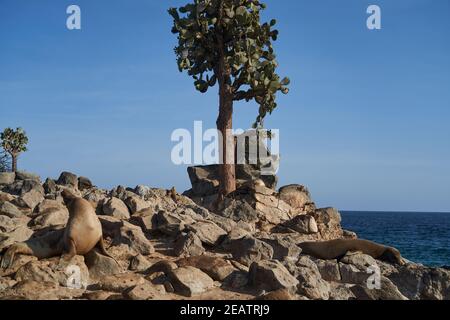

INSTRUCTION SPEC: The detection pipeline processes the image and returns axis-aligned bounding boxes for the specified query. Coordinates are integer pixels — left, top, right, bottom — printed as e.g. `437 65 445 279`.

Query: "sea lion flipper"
96 237 120 266
1 243 33 269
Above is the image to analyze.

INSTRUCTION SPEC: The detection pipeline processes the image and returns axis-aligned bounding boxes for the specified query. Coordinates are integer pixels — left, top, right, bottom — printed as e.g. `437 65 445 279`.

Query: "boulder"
16 190 44 211
278 184 315 213
15 171 40 182
260 237 302 261
229 236 274 267
0 172 15 185
0 215 20 233
78 176 93 191
0 202 24 218
0 280 84 300
116 224 155 255
249 260 299 292
129 210 156 232
154 211 187 237
287 256 331 300
340 252 378 270
0 191 15 203
43 178 57 195
385 264 450 300
124 196 151 214
311 207 344 240
350 277 408 300
173 232 205 258
124 282 167 300
15 256 90 289
134 185 151 198
328 283 356 300
168 266 214 297
219 198 259 223
102 197 131 220
177 256 236 282
283 214 318 234
18 179 44 195
0 226 34 251
85 249 122 280
129 254 152 272
186 220 227 246
314 259 341 282
94 273 146 293
32 206 69 228
56 172 78 189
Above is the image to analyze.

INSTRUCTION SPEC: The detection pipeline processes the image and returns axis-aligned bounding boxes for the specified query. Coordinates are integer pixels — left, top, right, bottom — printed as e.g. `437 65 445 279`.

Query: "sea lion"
298 239 405 265
1 190 117 269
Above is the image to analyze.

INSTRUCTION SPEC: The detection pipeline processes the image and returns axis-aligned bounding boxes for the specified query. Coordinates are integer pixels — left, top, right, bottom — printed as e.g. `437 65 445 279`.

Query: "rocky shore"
0 167 449 300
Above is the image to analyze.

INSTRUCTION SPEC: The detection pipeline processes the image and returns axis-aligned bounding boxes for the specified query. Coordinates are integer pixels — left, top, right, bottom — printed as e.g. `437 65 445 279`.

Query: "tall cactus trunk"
216 19 236 199
11 154 17 173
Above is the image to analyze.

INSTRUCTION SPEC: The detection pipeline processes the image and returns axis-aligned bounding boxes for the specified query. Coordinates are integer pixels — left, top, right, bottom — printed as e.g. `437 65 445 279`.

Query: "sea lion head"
380 247 405 265
60 189 78 207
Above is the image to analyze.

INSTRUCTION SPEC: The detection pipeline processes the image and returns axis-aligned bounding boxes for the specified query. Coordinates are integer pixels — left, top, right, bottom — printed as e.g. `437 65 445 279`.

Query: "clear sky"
1 0 449 212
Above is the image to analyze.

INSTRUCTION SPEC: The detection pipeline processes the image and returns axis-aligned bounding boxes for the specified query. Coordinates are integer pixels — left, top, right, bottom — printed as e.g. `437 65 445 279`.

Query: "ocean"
340 211 450 267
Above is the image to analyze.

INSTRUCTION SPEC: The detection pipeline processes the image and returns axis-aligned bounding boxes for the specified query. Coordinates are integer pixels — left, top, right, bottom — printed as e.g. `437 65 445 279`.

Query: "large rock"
32 201 69 228
177 256 236 282
116 224 155 255
314 259 341 282
99 216 155 255
229 236 274 267
15 171 40 182
0 172 15 185
124 195 151 214
16 190 44 211
0 280 84 300
0 226 34 251
78 176 93 191
173 232 205 257
282 215 318 234
186 220 227 246
249 260 299 292
56 172 78 189
278 184 315 213
154 211 189 237
287 256 331 300
187 164 278 198
124 282 167 300
14 256 90 289
219 198 259 223
43 178 57 195
385 264 450 300
0 215 26 233
350 277 408 300
94 273 146 293
311 207 344 240
168 266 214 297
129 254 152 272
260 236 302 261
102 197 130 220
0 202 24 218
85 249 122 280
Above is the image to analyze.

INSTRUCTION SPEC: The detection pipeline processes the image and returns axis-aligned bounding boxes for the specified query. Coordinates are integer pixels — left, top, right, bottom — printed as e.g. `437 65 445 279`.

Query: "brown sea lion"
1 190 117 269
298 239 405 265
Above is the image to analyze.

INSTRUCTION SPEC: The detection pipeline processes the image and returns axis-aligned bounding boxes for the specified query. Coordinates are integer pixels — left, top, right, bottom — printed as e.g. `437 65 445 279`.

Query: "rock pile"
0 169 449 300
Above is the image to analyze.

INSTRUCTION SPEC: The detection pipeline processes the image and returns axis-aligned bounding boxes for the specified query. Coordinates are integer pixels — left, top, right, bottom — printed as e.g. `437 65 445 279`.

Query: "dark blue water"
340 211 450 267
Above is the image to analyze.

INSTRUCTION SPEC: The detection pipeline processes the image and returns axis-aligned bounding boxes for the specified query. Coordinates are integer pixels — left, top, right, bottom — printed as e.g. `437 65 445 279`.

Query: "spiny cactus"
169 0 289 197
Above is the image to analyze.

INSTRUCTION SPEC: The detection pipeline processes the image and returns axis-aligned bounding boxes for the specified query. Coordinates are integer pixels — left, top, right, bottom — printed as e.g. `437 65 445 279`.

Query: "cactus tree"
1 128 29 173
169 0 289 197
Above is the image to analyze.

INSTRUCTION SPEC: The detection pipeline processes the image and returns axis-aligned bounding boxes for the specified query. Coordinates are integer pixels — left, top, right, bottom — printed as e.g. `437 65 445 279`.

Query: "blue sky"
0 0 449 212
